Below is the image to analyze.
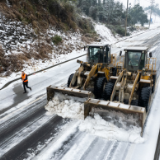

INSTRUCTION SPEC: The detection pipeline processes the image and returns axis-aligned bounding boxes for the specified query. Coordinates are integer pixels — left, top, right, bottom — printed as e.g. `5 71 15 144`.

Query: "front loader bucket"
84 98 147 136
47 86 94 101
46 86 95 119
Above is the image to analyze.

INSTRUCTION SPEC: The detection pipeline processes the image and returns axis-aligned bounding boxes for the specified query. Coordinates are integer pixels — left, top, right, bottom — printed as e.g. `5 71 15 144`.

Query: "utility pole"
149 0 155 29
125 0 129 36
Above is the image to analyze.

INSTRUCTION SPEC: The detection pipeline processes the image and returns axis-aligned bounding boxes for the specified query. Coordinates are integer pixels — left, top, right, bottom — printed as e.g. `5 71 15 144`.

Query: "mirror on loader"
119 51 122 56
149 52 152 57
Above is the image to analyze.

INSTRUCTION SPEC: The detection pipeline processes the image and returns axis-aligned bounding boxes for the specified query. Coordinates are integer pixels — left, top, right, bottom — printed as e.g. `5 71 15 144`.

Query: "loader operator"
132 53 141 66
21 71 32 93
95 50 103 63
129 52 141 67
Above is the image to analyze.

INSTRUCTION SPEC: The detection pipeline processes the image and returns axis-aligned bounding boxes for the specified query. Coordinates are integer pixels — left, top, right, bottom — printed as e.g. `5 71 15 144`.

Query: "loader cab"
86 43 111 64
124 47 148 72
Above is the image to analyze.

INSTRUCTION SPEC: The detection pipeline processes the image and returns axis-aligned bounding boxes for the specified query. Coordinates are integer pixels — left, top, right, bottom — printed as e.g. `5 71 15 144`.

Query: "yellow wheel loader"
46 44 156 136
85 47 157 136
47 42 119 100
68 42 118 97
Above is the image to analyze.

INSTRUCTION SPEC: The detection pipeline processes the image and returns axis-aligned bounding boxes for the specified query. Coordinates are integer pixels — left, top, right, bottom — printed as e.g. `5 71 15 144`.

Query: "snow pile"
79 113 144 143
45 93 87 119
94 23 117 43
45 93 144 143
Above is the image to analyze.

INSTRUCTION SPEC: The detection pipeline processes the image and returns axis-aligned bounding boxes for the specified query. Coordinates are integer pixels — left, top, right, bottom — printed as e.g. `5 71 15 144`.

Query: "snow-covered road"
0 27 160 160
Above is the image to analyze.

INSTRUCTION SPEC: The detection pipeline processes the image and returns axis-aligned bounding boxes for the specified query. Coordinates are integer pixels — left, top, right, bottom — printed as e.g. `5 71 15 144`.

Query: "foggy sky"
119 0 160 8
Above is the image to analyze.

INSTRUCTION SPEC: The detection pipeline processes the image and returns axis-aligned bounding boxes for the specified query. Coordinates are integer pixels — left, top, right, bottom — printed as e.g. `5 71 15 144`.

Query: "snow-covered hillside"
0 17 117 88
0 12 159 89
94 23 117 43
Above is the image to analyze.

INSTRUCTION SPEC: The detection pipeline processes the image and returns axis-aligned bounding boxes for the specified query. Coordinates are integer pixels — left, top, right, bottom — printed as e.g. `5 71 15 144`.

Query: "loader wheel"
94 77 106 99
67 73 76 87
152 75 156 93
131 100 139 106
103 82 114 100
139 87 151 112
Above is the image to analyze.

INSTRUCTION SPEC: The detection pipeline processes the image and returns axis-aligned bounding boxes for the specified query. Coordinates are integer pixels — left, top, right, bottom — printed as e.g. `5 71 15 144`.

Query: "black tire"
103 82 114 100
139 87 151 112
131 100 139 106
112 67 117 76
152 75 156 93
67 73 76 87
94 77 106 98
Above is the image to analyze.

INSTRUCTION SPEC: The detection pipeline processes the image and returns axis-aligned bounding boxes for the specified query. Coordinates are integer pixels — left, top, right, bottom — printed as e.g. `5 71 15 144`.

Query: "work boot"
23 91 27 94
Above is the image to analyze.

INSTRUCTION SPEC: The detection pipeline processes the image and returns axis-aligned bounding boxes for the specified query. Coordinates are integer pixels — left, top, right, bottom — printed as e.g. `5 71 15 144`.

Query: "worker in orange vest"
21 71 32 93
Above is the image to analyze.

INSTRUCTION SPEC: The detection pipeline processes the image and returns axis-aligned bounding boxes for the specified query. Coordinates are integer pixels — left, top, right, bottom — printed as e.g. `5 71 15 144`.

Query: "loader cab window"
89 47 104 63
126 51 145 71
107 47 111 63
128 52 141 67
139 53 145 69
104 46 110 64
145 53 148 65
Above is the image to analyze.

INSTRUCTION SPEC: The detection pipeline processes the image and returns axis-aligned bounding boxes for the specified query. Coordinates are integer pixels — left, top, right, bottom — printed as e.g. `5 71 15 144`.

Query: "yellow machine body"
46 46 157 137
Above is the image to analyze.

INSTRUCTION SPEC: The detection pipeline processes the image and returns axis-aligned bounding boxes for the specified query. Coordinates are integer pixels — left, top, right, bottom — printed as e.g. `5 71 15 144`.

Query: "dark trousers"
23 82 31 92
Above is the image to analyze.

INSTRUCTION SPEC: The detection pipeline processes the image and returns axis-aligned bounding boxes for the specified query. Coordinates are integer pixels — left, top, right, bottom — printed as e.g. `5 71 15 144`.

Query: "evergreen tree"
129 5 148 26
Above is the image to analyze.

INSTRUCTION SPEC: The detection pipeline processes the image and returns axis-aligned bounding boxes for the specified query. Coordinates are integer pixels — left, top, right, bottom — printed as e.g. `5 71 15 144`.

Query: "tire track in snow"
79 137 99 160
111 143 130 160
0 110 45 150
0 93 71 160
103 141 119 160
0 115 67 160
79 138 112 160
50 131 83 160
33 121 81 160
59 133 97 160
16 117 70 160
93 141 113 160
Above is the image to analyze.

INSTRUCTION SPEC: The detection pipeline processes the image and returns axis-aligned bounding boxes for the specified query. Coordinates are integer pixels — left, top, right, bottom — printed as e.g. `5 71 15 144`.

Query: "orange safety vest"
21 74 28 82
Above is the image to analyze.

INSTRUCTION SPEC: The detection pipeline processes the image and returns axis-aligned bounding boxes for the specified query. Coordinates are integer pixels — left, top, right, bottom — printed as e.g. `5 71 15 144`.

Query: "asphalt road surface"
0 28 160 160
